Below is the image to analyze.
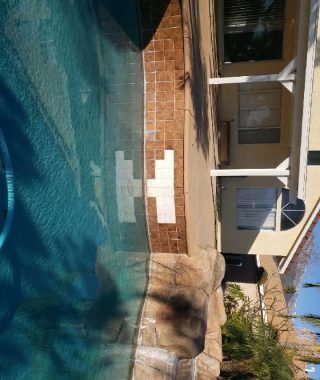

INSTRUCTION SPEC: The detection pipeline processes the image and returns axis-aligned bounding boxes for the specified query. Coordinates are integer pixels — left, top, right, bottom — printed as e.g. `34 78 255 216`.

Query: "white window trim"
236 187 278 231
237 83 283 145
275 188 282 232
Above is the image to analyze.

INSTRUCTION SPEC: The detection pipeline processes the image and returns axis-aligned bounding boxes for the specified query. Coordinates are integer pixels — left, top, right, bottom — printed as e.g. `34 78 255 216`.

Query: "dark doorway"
223 254 258 283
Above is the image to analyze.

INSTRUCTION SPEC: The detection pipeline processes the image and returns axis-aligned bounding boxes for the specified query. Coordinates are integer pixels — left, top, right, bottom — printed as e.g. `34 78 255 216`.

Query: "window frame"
238 83 283 145
223 0 287 64
236 187 278 231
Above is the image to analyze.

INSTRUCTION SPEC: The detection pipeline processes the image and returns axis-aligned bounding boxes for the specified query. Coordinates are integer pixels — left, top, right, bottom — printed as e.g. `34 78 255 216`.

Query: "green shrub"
283 285 296 294
222 282 294 379
223 283 246 315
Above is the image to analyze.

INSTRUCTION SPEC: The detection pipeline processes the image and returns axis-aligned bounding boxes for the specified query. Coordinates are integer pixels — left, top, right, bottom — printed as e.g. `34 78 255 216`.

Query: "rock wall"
131 247 226 379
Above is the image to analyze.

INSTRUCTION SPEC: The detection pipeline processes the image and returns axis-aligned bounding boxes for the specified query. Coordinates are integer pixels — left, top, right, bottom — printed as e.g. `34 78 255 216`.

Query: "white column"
209 60 297 93
209 73 295 85
210 168 290 177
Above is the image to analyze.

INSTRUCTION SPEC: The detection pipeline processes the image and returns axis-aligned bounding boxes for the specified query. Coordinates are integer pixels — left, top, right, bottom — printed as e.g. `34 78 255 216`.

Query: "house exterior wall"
309 19 320 150
219 0 298 170
219 83 292 169
218 0 320 256
220 168 320 256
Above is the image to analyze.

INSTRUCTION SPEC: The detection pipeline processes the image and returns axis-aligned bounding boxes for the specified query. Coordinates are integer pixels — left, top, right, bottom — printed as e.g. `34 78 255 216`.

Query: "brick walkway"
140 0 187 254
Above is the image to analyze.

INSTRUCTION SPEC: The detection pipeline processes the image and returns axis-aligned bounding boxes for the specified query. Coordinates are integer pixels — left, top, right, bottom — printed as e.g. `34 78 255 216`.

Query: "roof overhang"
279 199 320 274
288 0 319 203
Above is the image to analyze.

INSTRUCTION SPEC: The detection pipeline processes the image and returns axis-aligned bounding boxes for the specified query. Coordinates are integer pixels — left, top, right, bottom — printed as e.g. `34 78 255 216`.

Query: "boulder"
132 247 226 378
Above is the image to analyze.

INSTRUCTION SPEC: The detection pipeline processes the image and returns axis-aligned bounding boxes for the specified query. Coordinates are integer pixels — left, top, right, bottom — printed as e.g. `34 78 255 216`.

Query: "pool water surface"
0 1 149 378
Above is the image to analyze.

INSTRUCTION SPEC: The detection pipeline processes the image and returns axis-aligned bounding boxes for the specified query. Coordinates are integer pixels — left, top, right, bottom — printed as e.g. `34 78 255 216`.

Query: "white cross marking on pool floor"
115 151 142 223
147 150 176 224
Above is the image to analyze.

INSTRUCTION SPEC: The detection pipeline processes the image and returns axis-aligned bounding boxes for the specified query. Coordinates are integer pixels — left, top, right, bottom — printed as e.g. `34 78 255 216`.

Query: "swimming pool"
0 0 149 378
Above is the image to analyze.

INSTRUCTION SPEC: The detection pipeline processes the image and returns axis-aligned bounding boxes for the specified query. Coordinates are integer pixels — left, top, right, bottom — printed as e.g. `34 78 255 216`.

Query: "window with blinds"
224 0 286 62
237 188 277 230
238 82 282 144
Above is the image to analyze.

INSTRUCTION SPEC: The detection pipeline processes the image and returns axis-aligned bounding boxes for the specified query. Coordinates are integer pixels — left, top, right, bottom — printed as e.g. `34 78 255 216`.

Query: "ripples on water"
0 1 149 378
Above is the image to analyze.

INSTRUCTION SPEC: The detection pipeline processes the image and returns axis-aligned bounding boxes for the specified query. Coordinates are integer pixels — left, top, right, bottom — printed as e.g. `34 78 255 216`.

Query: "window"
281 189 305 230
224 0 286 63
224 254 243 267
237 188 277 230
238 82 282 144
308 151 320 165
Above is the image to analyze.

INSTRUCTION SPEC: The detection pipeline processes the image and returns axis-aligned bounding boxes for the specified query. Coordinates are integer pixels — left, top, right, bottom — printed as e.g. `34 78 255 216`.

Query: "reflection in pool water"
0 1 149 378
0 128 14 250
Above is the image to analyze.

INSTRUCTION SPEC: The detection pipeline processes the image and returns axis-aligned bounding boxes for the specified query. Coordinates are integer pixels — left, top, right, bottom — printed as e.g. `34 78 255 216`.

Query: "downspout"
256 255 268 324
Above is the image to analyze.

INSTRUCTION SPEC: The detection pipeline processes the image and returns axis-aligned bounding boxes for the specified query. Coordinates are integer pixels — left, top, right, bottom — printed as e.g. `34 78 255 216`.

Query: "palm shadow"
0 59 131 380
0 1 151 378
188 0 210 158
149 290 207 357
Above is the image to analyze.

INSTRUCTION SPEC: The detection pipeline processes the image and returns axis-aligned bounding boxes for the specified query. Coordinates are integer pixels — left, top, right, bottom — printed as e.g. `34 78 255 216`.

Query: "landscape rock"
132 248 226 378
176 359 193 380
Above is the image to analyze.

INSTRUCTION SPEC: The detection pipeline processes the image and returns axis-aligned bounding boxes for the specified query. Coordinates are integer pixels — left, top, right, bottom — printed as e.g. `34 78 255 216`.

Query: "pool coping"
131 1 224 379
141 0 188 255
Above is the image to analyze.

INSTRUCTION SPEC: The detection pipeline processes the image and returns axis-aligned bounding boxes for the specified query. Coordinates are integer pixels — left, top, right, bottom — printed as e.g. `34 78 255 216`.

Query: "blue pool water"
0 1 149 379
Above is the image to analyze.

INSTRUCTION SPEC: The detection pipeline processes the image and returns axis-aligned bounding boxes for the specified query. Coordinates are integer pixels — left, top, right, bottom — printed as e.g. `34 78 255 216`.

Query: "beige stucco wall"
218 0 320 256
220 167 320 256
220 84 292 169
231 282 260 307
219 0 298 170
309 12 320 150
